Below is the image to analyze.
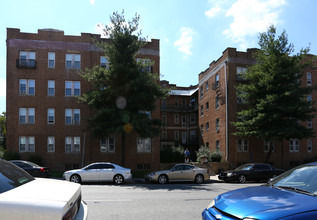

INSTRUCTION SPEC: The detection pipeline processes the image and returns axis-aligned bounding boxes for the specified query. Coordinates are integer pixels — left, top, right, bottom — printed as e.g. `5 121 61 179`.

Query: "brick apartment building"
159 80 200 156
199 47 317 169
6 28 162 171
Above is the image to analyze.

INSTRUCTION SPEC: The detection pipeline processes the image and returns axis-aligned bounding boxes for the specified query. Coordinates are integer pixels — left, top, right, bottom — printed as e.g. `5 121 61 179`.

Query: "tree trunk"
264 144 273 163
121 133 126 166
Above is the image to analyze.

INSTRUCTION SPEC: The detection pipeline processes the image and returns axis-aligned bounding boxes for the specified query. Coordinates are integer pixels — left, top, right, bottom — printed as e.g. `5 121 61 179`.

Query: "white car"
0 159 88 220
63 162 132 185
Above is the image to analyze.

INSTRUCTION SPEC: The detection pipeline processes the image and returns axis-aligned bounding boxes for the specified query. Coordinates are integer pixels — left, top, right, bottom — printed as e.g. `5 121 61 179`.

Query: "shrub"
196 146 211 163
160 145 184 163
3 151 20 160
211 150 223 162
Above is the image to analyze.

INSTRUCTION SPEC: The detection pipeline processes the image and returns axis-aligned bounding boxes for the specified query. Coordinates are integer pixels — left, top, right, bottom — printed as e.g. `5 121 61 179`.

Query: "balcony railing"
16 59 36 69
161 104 198 112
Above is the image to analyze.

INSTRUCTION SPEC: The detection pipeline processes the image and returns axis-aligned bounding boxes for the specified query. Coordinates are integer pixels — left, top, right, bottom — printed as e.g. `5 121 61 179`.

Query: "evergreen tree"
233 25 316 162
80 11 168 165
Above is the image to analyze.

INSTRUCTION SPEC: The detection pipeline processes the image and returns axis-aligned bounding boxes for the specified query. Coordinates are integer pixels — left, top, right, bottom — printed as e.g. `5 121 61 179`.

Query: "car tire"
238 175 246 183
70 174 81 183
195 174 204 184
158 175 168 184
113 174 124 185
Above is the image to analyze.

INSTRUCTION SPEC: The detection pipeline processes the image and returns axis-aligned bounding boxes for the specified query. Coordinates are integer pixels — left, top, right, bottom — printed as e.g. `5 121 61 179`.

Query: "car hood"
214 185 317 219
0 178 81 219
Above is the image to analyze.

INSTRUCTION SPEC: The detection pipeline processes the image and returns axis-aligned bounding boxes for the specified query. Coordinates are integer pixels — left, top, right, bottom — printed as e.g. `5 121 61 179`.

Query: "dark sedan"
10 160 51 178
218 163 284 183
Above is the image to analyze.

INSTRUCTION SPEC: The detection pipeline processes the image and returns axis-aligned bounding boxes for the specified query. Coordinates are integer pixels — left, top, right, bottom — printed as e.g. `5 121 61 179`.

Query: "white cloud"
174 27 195 57
89 0 95 5
205 7 222 18
223 0 286 49
0 78 6 97
205 0 226 18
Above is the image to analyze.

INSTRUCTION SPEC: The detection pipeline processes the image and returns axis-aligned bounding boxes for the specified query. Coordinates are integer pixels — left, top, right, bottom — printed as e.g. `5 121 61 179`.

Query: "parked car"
63 162 132 185
145 163 209 184
203 162 317 220
10 160 51 178
218 163 284 183
0 159 88 220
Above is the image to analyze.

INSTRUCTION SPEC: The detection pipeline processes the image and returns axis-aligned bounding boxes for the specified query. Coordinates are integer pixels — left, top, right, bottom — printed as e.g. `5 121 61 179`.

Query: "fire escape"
212 81 225 105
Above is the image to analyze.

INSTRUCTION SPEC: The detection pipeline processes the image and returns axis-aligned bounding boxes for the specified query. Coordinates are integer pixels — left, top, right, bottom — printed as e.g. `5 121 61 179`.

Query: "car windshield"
268 164 317 196
0 160 34 194
235 164 253 171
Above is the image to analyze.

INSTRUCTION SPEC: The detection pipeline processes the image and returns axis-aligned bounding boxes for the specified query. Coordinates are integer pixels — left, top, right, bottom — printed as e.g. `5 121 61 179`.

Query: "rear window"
0 160 34 194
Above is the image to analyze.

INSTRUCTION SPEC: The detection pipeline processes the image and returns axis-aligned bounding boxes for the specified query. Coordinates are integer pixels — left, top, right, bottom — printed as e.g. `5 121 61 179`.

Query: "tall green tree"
233 25 316 162
80 11 168 166
0 112 6 156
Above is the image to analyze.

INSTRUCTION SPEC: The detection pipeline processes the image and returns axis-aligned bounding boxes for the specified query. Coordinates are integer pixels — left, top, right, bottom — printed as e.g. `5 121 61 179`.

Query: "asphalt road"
81 180 261 220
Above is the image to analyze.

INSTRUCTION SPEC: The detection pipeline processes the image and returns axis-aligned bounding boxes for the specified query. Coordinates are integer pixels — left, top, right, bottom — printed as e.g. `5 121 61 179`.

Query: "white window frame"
19 51 36 67
66 54 81 69
65 81 80 96
100 56 109 68
174 113 179 124
216 118 220 133
48 80 55 96
48 52 55 68
289 139 300 152
19 136 35 152
238 139 249 152
200 105 204 117
47 108 55 124
65 136 80 152
65 109 80 125
174 130 179 140
237 67 248 80
137 137 151 153
307 139 312 152
100 137 115 153
216 96 220 109
19 108 35 124
162 114 167 126
307 72 312 86
19 79 35 95
47 136 55 152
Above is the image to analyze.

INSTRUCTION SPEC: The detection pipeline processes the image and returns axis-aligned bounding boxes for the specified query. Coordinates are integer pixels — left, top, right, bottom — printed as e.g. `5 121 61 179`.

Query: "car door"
181 165 196 180
99 164 116 181
83 164 100 181
168 165 185 181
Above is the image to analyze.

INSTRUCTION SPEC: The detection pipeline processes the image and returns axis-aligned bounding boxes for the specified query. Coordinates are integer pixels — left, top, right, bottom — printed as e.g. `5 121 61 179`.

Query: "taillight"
40 168 45 172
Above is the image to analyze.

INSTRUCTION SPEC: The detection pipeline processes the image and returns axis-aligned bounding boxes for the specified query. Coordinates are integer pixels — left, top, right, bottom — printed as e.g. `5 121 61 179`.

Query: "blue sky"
1 0 317 114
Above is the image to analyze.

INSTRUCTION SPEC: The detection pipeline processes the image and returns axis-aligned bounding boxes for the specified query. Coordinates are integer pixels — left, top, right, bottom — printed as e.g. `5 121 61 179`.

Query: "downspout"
224 61 229 161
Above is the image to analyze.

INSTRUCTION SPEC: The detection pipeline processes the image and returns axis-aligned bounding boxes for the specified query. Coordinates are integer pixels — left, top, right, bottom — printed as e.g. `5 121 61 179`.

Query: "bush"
196 146 211 163
28 155 43 166
211 150 223 162
3 151 20 160
160 146 184 163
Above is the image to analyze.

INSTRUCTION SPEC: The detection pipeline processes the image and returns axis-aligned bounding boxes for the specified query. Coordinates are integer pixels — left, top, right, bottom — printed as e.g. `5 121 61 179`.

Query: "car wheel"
158 175 168 184
195 174 204 184
238 175 246 183
70 174 81 183
113 174 124 185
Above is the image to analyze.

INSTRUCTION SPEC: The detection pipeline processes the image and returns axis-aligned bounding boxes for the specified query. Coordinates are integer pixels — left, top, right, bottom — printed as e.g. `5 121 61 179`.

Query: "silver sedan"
63 162 132 185
145 163 210 184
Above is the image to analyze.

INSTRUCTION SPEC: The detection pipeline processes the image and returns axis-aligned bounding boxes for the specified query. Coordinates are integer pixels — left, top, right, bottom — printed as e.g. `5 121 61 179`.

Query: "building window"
162 131 167 139
19 136 35 152
175 98 179 107
162 114 167 126
264 140 274 152
65 81 80 96
205 81 209 91
182 115 186 127
237 67 248 80
206 122 209 131
162 99 167 108
190 113 195 124
100 56 109 68
47 136 55 152
18 51 36 68
66 54 81 69
307 94 312 106
19 108 35 124
48 80 55 96
65 109 80 125
216 118 220 133
216 96 220 109
174 113 179 124
19 79 35 95
308 120 313 129
200 124 204 136
137 58 152 72
190 130 196 141
216 140 220 151
137 137 151 153
215 73 219 86
65 136 80 152
238 139 249 152
175 130 179 140
307 139 312 152
48 52 55 68
307 72 312 86
100 137 115 153
47 108 55 124
182 131 187 144
206 102 209 110
200 86 203 98
289 139 300 152
200 105 204 117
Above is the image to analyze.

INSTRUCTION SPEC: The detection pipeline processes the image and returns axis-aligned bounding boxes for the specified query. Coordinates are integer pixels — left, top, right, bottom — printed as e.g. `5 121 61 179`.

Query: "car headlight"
227 172 233 177
149 172 155 177
207 199 215 209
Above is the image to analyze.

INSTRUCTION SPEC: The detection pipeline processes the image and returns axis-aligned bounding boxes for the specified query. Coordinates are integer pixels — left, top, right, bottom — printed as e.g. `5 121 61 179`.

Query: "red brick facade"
199 47 317 169
6 28 161 171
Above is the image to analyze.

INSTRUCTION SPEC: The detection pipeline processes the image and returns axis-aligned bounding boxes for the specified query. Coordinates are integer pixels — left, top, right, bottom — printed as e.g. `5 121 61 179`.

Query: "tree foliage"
0 112 6 149
233 25 317 141
80 11 168 164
